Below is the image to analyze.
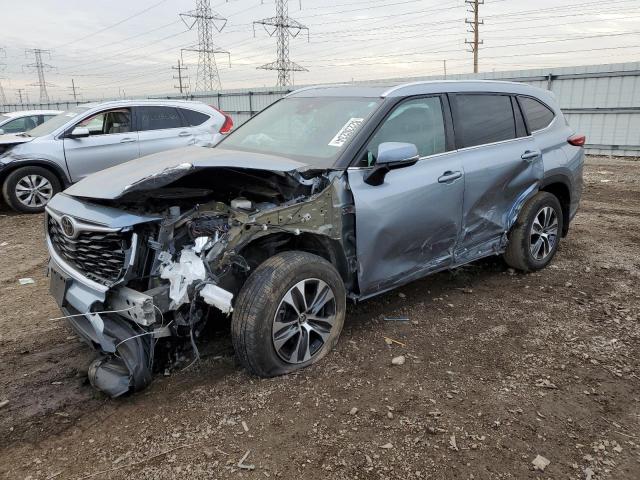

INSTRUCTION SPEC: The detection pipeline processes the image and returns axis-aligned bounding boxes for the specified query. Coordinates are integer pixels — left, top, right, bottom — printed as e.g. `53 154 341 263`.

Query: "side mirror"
364 142 419 186
0 128 4 135
69 127 90 138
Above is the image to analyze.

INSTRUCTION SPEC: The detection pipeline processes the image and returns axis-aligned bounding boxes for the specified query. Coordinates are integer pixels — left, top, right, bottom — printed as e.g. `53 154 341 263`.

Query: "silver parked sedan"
0 110 62 135
0 99 233 212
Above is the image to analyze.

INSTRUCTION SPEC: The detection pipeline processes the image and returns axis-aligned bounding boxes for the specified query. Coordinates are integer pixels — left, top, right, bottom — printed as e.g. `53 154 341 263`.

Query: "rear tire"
231 251 346 378
2 166 61 213
504 192 563 272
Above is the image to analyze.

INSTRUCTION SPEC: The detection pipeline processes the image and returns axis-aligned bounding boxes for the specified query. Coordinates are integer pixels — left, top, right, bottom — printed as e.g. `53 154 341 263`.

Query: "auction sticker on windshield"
328 118 364 147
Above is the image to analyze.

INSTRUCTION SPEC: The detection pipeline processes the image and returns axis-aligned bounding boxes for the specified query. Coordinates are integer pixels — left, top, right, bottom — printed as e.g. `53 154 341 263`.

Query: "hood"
0 134 33 146
64 146 310 200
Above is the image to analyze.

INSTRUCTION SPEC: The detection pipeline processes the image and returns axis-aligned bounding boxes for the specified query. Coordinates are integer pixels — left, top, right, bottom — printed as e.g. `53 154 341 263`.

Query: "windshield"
27 106 90 137
219 96 382 167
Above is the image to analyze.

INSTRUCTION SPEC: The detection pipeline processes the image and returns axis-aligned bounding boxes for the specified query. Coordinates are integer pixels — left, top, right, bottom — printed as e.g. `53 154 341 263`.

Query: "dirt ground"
0 156 638 479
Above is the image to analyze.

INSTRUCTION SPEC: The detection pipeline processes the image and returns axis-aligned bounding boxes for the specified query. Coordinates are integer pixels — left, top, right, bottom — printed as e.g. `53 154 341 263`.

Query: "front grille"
48 216 132 285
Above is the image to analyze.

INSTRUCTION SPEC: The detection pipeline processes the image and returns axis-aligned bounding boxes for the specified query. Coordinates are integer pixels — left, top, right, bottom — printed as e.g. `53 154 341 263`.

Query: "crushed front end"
45 157 349 397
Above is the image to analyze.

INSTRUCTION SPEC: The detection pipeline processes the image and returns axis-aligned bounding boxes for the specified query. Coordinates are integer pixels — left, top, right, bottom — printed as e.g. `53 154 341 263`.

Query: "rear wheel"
231 251 346 377
2 166 61 213
504 192 563 272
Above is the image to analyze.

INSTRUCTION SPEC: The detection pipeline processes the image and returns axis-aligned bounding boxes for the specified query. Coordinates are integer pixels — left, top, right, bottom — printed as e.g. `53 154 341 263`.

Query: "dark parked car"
44 80 584 396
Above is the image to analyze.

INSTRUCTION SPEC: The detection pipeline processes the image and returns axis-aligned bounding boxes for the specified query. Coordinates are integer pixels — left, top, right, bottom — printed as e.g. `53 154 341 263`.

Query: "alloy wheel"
529 206 559 260
15 174 53 208
272 278 338 364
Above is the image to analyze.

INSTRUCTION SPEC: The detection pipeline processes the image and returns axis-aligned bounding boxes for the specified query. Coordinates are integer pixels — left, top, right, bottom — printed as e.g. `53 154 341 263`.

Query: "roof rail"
285 84 353 97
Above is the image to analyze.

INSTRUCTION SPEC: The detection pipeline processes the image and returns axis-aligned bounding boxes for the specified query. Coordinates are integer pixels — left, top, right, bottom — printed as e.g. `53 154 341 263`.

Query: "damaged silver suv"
45 81 584 396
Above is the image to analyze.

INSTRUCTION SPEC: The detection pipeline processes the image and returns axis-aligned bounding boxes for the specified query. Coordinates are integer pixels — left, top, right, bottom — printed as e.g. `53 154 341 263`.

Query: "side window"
361 97 446 166
180 108 209 126
137 106 184 131
77 109 132 135
1 117 30 133
519 96 555 132
453 94 516 148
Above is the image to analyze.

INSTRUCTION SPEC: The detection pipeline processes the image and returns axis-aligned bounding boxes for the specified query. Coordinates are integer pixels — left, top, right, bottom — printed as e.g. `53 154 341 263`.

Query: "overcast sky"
1 0 639 103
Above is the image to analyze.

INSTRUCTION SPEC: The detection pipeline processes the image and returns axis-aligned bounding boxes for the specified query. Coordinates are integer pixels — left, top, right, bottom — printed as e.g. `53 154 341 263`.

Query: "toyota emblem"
60 215 76 238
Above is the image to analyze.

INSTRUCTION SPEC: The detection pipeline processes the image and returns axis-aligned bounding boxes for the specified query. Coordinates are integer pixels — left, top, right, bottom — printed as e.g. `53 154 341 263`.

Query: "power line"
254 0 310 87
465 0 483 73
180 0 230 92
54 0 170 49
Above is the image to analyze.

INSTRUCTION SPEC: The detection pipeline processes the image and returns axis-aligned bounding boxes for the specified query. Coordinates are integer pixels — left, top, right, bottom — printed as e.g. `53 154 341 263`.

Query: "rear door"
63 108 139 181
135 106 196 157
450 93 542 261
348 95 464 296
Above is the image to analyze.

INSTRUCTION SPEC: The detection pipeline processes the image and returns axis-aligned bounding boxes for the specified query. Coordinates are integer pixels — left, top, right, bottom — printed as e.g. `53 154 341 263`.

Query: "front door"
135 106 196 157
347 96 464 296
63 108 139 182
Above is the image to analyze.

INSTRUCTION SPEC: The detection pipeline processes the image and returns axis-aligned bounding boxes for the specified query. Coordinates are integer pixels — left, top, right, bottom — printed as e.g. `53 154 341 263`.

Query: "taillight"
211 106 234 134
568 134 586 147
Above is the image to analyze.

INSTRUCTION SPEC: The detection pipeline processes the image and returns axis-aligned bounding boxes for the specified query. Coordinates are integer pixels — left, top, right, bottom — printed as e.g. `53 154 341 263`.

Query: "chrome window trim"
347 149 457 171
347 134 536 171
453 134 532 154
530 115 558 135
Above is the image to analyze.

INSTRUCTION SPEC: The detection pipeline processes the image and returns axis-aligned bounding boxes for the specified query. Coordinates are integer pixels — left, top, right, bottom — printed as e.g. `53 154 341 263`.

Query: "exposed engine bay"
46 165 355 397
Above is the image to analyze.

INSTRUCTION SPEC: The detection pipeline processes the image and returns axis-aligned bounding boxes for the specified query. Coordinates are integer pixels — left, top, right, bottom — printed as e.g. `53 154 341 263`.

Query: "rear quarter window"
518 96 555 132
180 108 210 126
138 106 184 131
452 94 516 148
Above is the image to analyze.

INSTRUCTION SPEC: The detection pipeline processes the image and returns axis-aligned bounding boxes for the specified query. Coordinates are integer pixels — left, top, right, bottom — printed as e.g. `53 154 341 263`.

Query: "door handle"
178 131 191 137
120 137 136 143
521 150 541 161
438 171 462 183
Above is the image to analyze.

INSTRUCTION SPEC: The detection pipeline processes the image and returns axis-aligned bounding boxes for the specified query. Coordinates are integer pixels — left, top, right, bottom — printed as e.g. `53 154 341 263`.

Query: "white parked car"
0 110 63 135
0 100 233 212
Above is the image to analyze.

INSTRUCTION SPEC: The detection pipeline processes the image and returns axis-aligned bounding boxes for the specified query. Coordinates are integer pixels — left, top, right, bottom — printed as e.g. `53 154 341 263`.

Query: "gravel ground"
0 156 638 479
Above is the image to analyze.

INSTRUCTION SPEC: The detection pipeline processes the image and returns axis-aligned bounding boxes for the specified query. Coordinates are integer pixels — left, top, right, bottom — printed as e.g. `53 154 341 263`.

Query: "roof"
1 109 63 117
77 98 213 109
287 80 554 102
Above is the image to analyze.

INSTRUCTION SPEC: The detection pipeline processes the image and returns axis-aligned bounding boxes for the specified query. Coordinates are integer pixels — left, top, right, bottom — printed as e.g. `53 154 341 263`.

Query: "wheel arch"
238 232 353 290
540 175 571 236
0 160 71 190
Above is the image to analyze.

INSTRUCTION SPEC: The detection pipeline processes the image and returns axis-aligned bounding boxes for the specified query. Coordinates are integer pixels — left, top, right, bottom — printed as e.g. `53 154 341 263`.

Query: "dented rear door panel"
454 136 543 260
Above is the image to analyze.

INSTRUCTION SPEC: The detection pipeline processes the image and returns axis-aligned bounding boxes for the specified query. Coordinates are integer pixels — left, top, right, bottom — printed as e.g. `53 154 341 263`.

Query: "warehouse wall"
2 62 639 156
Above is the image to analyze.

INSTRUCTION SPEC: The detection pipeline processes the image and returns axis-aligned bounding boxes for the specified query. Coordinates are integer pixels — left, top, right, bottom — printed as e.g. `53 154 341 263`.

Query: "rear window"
180 108 209 126
519 96 555 132
137 106 184 131
453 94 516 148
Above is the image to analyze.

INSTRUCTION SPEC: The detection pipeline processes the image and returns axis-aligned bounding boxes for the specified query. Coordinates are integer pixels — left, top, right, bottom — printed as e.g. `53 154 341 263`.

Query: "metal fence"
2 62 639 156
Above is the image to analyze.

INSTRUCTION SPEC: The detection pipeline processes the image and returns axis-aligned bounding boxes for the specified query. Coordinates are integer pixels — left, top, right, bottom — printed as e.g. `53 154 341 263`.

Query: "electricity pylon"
180 0 230 92
254 0 309 87
24 48 54 103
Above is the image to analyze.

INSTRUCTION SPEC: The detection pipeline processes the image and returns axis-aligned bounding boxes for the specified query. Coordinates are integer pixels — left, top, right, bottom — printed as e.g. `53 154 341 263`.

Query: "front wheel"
231 251 346 377
2 166 61 213
504 191 564 272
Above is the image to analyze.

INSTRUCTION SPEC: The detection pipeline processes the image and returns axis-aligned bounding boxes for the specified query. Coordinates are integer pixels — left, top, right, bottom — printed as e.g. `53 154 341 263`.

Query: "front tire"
2 166 61 213
231 251 346 377
504 191 564 272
